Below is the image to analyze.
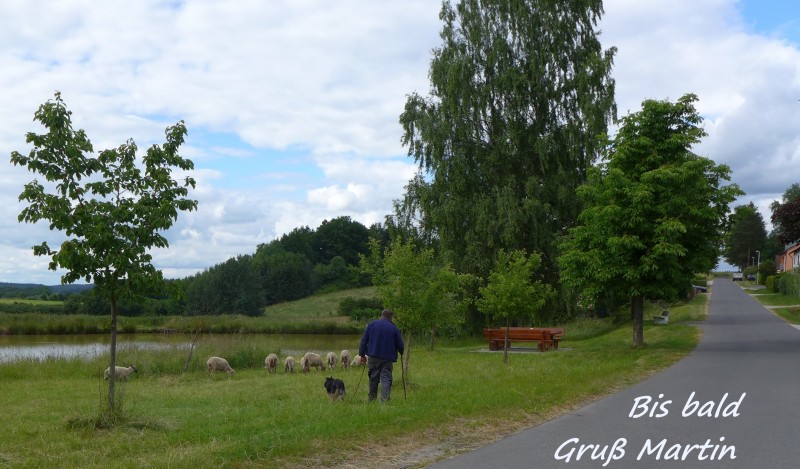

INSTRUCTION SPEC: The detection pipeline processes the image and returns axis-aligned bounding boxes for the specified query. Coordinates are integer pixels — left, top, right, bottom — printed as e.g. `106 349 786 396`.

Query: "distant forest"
0 282 94 299
3 216 389 317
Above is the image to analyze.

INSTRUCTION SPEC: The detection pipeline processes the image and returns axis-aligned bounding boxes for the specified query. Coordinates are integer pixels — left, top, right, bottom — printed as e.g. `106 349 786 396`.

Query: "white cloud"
1 1 799 283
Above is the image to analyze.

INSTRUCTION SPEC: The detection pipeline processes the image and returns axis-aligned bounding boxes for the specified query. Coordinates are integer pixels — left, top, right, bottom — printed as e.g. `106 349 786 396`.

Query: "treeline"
174 216 389 316
5 217 389 318
0 283 93 300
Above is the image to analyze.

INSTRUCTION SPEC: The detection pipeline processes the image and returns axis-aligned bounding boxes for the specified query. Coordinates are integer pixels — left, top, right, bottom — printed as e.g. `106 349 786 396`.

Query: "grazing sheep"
104 365 138 381
206 356 235 376
300 352 326 373
284 356 296 373
326 351 338 371
352 355 365 367
340 350 351 370
264 353 279 373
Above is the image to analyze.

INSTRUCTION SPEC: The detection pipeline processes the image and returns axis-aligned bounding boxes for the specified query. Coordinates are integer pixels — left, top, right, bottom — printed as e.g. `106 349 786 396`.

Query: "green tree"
770 183 800 246
361 239 469 380
723 203 767 271
476 249 553 363
772 199 800 246
398 0 617 315
10 92 197 414
761 230 784 265
277 226 316 262
313 216 370 266
559 94 741 346
185 255 264 316
253 243 312 304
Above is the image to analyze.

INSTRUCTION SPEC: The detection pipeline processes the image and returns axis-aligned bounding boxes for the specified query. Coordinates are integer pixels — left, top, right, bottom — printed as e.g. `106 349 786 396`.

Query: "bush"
337 296 383 317
691 278 708 288
349 308 380 322
778 271 800 296
766 275 777 292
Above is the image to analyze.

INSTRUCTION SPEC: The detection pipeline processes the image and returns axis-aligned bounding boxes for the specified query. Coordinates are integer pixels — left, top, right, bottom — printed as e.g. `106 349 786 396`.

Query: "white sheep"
352 355 365 367
284 356 296 373
326 351 338 371
206 356 235 376
300 352 326 373
264 353 279 373
104 365 138 381
340 350 351 370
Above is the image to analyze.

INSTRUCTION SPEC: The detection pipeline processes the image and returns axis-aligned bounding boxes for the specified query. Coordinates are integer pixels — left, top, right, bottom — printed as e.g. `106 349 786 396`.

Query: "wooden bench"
482 327 564 352
652 310 669 325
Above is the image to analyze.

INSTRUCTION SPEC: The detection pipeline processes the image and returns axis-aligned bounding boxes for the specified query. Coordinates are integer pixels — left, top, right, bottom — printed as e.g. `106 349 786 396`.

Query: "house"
776 243 800 272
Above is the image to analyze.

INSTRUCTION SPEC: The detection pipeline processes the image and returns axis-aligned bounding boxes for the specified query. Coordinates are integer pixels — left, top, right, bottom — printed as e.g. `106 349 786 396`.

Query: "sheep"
340 349 351 370
206 356 235 376
284 356 296 373
326 351 338 371
104 365 138 381
300 352 326 373
264 353 279 373
352 355 365 367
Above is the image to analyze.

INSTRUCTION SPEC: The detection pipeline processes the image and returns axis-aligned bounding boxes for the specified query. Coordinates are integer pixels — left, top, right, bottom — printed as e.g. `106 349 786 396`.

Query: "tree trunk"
503 317 510 364
632 294 644 347
183 326 203 372
108 292 118 412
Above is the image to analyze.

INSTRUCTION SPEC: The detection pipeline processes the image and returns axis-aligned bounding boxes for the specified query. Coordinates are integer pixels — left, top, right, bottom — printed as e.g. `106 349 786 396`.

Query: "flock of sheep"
103 350 365 381
206 350 365 376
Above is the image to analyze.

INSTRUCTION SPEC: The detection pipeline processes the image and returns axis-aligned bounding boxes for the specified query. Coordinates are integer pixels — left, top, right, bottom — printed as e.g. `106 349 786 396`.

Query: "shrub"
691 277 708 288
337 296 383 316
757 261 777 285
766 275 777 292
350 308 380 322
743 265 759 278
778 271 800 296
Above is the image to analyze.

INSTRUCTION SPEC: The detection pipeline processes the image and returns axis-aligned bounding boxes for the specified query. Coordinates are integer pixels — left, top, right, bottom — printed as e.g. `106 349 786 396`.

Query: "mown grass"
0 293 707 469
745 290 800 324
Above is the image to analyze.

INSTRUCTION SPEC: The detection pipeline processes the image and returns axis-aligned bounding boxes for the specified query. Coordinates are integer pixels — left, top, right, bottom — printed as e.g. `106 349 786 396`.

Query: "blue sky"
1 0 799 283
738 0 800 41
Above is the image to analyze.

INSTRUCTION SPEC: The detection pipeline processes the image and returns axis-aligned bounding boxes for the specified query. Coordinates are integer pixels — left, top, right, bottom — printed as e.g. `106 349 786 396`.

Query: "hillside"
0 282 93 298
263 286 377 320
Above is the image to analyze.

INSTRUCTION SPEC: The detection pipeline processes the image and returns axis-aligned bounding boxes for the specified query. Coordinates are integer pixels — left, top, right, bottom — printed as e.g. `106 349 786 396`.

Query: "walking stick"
401 354 407 399
350 358 367 398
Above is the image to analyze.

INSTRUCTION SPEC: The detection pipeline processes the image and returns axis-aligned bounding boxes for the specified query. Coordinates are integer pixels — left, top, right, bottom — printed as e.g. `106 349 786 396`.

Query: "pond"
0 333 362 363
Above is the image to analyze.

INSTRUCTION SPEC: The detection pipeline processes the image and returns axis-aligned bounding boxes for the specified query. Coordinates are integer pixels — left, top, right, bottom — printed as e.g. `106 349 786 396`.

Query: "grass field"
263 286 376 321
0 287 380 335
0 291 707 468
746 289 800 324
0 298 63 306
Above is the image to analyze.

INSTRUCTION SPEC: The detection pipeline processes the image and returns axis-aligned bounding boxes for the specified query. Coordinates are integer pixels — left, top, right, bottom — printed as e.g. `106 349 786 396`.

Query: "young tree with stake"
10 92 197 417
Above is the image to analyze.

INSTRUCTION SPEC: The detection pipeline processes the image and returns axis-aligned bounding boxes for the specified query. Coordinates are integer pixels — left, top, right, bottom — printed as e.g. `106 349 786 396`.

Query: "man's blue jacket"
359 318 404 362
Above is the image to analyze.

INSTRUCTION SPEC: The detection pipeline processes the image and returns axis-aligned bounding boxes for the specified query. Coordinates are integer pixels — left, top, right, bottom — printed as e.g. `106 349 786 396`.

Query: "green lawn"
0 293 707 468
746 290 800 324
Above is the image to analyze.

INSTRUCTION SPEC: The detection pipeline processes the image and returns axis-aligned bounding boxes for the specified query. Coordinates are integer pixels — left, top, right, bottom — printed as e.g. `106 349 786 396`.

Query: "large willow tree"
399 0 617 314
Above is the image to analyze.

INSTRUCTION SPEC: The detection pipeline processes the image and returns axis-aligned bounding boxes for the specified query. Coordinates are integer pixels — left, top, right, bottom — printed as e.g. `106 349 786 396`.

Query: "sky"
1 0 799 285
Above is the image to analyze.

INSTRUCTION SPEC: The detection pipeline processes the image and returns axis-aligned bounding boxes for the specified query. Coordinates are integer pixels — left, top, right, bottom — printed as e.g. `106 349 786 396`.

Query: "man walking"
359 308 404 403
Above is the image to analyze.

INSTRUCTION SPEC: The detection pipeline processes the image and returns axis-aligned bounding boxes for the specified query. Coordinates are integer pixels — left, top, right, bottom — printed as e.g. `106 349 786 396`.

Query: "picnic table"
482 327 564 352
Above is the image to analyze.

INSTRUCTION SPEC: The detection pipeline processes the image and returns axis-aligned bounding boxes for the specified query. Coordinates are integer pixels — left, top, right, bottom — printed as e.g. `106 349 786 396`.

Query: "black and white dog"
324 376 346 401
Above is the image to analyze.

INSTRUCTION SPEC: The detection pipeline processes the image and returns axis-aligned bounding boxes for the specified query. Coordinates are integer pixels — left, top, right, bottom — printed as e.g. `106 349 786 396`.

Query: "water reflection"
0 335 187 362
0 333 361 363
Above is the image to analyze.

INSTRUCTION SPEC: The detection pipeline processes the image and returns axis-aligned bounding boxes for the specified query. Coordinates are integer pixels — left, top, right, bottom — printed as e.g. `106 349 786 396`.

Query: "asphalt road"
429 278 800 468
